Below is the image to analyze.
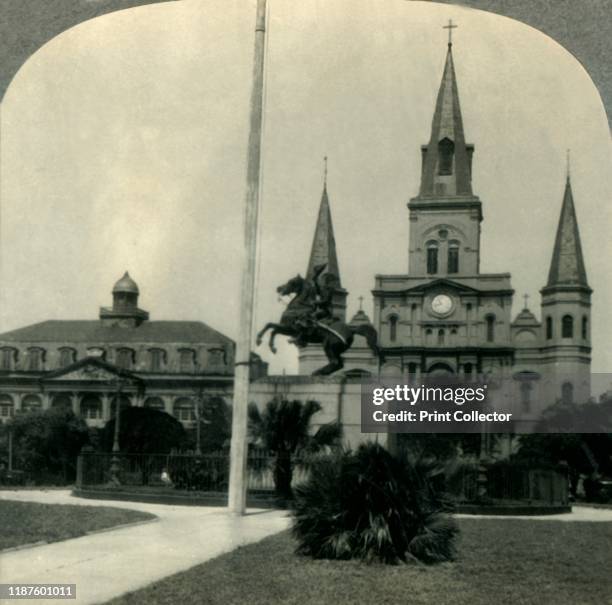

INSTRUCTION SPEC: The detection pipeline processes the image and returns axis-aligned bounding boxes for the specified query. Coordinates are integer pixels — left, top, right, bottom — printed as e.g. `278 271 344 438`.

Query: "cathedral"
257 37 592 441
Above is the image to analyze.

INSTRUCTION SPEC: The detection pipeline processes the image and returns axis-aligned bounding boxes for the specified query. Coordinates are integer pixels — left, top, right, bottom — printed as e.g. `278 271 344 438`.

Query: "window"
21 395 42 413
149 348 166 371
27 348 45 371
582 316 588 340
178 349 196 373
448 241 459 274
486 315 495 343
0 348 17 371
110 395 131 416
115 348 134 370
561 382 574 405
464 363 473 380
426 241 438 274
425 328 433 345
520 381 533 413
437 329 445 346
389 316 398 342
546 316 553 340
438 137 454 175
0 394 14 418
80 395 102 419
144 397 165 411
173 397 195 422
58 348 76 368
407 363 417 380
562 315 573 339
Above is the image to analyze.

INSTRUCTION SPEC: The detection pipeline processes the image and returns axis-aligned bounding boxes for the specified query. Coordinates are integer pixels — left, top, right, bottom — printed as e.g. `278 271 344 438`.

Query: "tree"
101 406 186 455
515 396 612 498
196 396 232 453
248 399 342 501
8 407 89 483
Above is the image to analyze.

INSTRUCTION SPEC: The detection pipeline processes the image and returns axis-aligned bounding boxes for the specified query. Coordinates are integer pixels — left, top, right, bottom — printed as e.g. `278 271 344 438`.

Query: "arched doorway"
427 362 455 377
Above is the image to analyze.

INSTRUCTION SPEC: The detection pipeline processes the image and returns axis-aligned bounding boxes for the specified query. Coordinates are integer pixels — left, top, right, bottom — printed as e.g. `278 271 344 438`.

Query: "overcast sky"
1 0 610 381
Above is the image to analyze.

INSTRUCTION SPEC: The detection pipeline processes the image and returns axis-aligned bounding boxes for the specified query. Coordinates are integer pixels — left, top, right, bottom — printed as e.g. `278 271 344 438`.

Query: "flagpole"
228 0 267 515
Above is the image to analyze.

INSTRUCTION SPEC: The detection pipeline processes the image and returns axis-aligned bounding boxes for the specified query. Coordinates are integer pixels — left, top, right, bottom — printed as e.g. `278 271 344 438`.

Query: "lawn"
0 500 155 550
108 519 612 605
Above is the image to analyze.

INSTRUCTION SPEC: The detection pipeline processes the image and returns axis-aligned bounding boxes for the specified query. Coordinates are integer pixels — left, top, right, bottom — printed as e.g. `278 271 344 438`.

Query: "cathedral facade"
293 39 592 433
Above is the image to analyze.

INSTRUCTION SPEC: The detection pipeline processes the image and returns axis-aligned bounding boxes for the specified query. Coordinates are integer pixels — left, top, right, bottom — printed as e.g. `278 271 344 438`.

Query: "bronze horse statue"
256 273 380 376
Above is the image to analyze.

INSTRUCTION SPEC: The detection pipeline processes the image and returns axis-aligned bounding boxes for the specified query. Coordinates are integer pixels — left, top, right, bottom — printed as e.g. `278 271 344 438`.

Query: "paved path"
0 490 291 605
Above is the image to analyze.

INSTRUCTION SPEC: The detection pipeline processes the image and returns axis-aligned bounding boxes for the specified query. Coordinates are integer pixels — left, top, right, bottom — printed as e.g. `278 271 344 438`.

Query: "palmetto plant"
247 399 341 501
292 443 459 564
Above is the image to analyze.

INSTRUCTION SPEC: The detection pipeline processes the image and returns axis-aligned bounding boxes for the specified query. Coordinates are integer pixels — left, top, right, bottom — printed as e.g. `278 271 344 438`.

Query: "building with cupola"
0 272 267 427
251 35 592 441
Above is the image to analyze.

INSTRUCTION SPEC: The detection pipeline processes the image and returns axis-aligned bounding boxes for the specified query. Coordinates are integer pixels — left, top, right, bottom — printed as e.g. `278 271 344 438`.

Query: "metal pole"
8 427 13 472
228 0 267 515
195 393 202 456
109 380 123 484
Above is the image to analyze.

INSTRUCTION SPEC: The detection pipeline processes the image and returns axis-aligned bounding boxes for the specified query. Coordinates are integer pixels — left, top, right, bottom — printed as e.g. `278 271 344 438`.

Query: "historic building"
0 272 267 427
260 37 593 437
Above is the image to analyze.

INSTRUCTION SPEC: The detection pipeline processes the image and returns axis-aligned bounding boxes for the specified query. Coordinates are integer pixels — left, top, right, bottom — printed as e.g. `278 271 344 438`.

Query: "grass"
108 519 612 605
0 500 155 550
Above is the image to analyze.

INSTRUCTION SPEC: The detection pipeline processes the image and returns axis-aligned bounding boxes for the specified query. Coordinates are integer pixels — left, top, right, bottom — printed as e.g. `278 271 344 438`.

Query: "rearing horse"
256 274 380 376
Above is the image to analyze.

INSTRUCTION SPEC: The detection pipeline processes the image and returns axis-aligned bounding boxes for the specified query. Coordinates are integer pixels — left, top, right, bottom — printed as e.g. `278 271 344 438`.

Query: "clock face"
431 294 453 316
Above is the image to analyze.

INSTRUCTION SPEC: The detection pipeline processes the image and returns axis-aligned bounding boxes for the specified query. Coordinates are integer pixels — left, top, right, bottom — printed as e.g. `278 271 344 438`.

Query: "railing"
448 463 569 505
77 449 284 493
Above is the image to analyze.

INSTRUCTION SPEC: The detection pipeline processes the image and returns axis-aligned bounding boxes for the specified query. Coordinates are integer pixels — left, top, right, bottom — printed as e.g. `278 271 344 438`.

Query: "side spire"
306 158 342 286
545 174 589 289
419 31 473 198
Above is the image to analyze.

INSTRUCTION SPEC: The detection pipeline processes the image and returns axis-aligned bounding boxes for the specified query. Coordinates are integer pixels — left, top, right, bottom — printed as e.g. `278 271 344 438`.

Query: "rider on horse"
292 263 336 347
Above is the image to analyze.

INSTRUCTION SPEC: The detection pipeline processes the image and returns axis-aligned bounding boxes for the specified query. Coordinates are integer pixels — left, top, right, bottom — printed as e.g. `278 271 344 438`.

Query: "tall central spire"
419 38 473 198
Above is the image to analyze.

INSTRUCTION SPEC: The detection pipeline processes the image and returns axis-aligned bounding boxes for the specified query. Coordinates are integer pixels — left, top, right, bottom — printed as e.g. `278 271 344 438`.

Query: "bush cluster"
292 443 458 564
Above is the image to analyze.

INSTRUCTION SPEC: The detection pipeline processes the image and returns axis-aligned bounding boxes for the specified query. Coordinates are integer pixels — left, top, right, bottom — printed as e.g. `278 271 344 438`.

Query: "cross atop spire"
566 148 571 180
358 296 364 311
523 293 529 309
323 156 328 189
443 19 458 46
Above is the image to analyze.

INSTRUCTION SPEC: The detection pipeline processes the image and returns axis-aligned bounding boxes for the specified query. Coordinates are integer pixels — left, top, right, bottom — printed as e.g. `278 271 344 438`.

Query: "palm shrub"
248 399 341 501
292 442 458 564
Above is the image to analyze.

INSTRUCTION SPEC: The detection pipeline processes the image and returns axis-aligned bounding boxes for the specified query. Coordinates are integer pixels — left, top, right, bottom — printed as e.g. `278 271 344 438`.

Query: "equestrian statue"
256 264 380 375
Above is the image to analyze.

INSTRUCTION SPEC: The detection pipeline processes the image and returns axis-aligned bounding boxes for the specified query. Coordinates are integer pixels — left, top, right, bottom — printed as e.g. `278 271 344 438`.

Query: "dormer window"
115 348 135 370
178 348 196 373
0 348 17 371
149 348 166 371
438 138 454 175
59 347 77 368
27 347 46 371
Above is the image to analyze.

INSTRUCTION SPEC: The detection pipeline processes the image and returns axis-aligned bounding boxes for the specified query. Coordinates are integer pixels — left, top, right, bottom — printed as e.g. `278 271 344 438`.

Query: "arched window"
144 397 165 412
582 316 588 340
407 363 417 380
80 395 103 420
389 316 398 342
178 349 196 373
58 347 77 368
149 348 166 372
27 347 45 371
115 348 135 370
486 315 495 343
438 137 455 175
426 241 438 274
561 382 574 404
448 241 460 274
562 315 573 338
0 394 14 418
21 394 42 413
173 397 195 422
425 328 433 346
437 329 445 346
0 347 17 371
546 316 553 340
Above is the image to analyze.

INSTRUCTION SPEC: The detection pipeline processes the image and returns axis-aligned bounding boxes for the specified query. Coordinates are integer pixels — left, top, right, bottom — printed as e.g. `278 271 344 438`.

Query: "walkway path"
0 490 290 605
456 505 612 521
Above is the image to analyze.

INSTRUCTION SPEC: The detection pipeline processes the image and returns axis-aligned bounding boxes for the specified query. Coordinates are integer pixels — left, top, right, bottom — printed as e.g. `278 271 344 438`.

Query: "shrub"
292 443 458 565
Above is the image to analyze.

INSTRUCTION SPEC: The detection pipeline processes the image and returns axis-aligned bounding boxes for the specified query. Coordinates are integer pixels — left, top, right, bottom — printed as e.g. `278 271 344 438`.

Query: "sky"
1 0 610 379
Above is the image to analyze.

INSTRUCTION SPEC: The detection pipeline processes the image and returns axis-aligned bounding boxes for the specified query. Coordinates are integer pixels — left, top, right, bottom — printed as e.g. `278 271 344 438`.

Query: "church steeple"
306 159 342 286
544 175 589 290
419 36 473 198
305 159 347 322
